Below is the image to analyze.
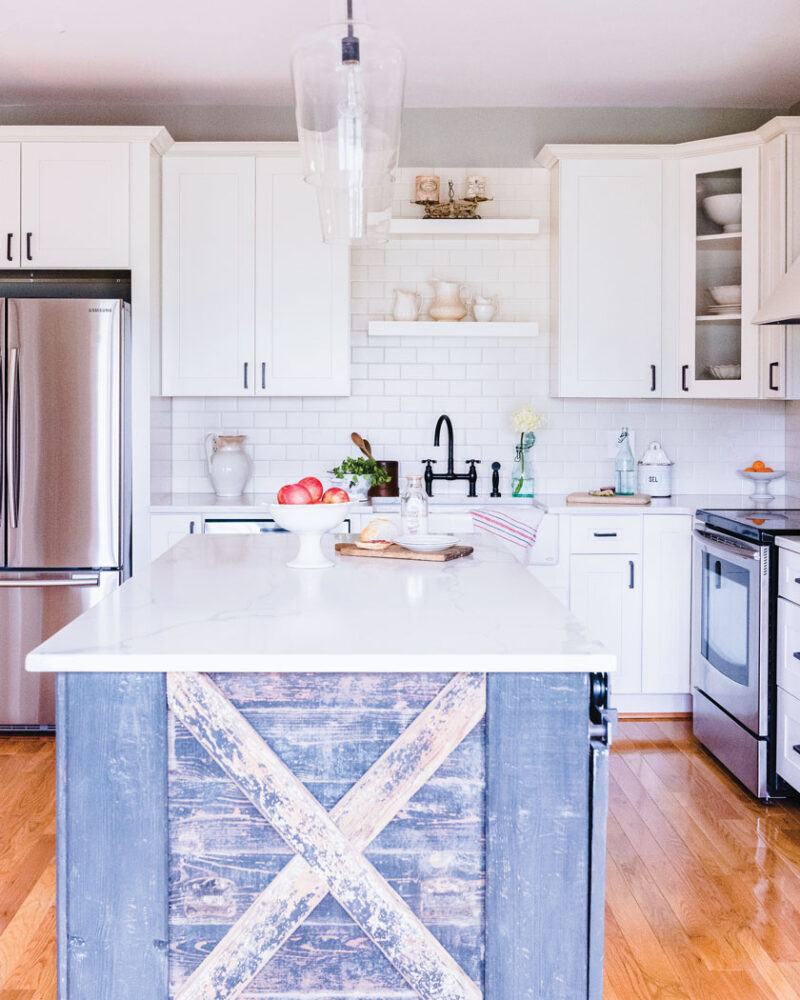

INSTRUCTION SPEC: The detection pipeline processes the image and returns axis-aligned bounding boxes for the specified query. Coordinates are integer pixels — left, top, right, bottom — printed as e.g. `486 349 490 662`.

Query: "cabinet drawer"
569 515 642 554
777 597 800 700
777 686 800 793
778 546 800 604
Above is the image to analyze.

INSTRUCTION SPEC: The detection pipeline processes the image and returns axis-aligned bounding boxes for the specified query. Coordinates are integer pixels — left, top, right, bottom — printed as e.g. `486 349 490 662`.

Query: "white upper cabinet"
162 156 256 397
255 158 349 396
677 146 759 398
21 142 130 267
554 158 665 398
161 149 350 397
0 141 129 268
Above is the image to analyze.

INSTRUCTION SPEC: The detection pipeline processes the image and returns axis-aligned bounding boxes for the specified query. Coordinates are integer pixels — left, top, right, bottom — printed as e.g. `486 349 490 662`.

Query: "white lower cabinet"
641 515 692 694
570 551 643 694
567 512 692 709
150 513 201 561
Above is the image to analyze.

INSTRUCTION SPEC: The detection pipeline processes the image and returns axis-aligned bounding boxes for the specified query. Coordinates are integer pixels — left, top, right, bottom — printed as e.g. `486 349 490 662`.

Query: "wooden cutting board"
566 492 652 506
335 542 474 562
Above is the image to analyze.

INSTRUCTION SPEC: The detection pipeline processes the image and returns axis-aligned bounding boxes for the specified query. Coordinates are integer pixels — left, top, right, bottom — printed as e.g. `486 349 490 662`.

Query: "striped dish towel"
470 507 544 550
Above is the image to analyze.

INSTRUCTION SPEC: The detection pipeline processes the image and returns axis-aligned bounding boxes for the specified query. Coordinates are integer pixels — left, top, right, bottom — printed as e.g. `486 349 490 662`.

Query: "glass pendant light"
291 0 405 245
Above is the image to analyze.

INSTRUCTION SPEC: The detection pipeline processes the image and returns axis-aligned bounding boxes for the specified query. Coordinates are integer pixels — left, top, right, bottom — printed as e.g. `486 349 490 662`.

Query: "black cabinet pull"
794 577 800 584
25 232 32 261
793 651 800 660
793 744 800 755
593 532 617 538
261 362 266 390
243 362 249 389
770 361 780 392
650 364 656 392
629 560 635 589
5 233 12 261
682 364 689 392
189 520 196 535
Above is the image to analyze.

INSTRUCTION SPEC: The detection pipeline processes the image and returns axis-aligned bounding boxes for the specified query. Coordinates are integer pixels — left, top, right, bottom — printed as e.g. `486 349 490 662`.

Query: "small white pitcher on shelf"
392 289 421 321
205 434 252 498
472 294 497 322
429 278 468 322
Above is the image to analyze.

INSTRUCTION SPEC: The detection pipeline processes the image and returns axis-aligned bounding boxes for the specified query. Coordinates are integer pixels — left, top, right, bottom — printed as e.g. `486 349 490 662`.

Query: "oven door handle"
693 528 760 562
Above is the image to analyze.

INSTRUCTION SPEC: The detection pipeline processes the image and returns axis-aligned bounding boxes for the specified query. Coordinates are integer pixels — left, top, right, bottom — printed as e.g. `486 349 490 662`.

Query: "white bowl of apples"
268 477 351 569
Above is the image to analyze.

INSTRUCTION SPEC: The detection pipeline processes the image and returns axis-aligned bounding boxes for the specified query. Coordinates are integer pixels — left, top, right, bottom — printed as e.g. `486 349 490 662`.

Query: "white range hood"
753 256 800 324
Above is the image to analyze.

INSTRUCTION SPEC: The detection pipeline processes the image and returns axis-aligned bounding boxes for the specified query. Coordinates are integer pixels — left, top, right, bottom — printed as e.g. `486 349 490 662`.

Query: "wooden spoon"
351 432 373 460
362 438 375 460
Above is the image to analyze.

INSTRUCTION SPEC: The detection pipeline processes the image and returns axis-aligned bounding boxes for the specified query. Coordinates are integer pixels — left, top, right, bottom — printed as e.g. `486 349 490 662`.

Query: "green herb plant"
331 456 391 487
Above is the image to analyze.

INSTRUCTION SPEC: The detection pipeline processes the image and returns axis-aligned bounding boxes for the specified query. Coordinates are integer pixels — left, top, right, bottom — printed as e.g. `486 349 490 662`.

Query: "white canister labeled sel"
205 434 252 498
637 440 674 497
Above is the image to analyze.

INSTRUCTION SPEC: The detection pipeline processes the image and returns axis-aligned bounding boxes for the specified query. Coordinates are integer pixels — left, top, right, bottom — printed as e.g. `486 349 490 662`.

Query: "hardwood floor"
3 722 800 999
0 737 56 1000
607 717 800 999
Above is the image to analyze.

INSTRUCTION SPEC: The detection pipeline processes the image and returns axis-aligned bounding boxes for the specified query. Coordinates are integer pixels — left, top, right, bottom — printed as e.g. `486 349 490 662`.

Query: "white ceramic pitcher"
429 278 467 322
205 434 252 498
392 289 421 321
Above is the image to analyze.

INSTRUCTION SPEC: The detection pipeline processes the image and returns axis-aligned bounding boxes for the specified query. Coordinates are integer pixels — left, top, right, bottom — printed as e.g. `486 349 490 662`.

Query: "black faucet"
422 414 480 498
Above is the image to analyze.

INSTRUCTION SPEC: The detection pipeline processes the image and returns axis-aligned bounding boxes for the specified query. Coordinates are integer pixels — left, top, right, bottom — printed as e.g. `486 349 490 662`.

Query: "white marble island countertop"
27 533 613 674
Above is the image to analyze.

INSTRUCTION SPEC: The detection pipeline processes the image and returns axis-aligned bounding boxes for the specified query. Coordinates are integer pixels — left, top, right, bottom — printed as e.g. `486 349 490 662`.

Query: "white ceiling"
2 0 800 109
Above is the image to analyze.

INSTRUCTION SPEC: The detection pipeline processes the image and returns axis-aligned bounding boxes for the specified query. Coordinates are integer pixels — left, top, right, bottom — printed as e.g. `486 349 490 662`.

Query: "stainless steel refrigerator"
0 298 130 730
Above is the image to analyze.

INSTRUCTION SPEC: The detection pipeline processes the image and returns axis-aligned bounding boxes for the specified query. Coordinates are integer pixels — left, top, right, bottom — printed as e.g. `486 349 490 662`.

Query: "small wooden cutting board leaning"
335 542 474 562
566 492 651 506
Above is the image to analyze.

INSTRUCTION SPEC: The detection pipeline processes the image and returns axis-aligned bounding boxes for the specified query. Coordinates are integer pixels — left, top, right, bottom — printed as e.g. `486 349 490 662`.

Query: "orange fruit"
745 466 755 472
752 460 766 471
764 467 774 473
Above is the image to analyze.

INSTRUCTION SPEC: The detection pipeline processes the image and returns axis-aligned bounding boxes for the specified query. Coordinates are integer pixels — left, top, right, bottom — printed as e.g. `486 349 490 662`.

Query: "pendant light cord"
341 0 360 62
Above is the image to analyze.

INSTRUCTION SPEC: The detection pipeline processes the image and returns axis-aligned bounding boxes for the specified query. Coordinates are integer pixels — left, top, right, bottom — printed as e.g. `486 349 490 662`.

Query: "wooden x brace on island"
166 672 487 1000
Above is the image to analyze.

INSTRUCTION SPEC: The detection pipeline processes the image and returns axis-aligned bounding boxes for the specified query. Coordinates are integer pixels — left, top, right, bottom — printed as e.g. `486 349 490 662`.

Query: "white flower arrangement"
511 406 546 434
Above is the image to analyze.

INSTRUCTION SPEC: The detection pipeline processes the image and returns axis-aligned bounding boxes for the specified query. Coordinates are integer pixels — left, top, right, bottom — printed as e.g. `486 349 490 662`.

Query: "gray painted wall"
0 104 787 164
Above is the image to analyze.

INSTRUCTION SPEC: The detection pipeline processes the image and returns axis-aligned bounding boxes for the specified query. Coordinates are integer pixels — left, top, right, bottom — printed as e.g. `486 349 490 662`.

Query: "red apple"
277 483 313 504
321 487 350 504
297 476 324 503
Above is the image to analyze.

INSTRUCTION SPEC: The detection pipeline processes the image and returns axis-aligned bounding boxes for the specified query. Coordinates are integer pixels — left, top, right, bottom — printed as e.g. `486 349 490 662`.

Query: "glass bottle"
401 474 429 536
615 427 636 496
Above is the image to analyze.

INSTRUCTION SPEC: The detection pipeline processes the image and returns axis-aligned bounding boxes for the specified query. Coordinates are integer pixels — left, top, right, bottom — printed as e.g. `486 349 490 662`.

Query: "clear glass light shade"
292 15 405 245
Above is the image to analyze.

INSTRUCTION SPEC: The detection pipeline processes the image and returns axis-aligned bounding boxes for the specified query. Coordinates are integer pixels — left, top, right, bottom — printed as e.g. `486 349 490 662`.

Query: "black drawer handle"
26 232 32 261
629 560 635 589
682 364 689 392
770 361 780 392
650 364 656 392
793 744 800 756
5 232 12 261
793 652 800 661
593 532 618 538
794 577 800 584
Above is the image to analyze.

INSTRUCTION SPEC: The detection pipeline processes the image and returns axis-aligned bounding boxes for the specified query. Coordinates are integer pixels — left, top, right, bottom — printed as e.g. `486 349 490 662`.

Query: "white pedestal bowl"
268 502 352 569
739 469 786 504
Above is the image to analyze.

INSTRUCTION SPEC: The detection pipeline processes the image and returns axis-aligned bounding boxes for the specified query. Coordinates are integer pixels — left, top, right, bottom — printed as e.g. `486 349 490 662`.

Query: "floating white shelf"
696 233 742 250
696 314 742 322
389 218 540 236
368 320 539 338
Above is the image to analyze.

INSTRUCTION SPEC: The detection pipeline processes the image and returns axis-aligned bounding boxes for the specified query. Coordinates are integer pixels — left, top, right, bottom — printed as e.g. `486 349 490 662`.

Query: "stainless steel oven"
692 523 770 797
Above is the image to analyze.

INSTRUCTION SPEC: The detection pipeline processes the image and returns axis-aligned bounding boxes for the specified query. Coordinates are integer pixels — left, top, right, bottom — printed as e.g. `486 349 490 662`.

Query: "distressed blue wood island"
29 533 615 1000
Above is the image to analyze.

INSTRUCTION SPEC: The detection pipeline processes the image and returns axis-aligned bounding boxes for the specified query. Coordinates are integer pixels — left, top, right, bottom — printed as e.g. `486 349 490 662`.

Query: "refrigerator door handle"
6 346 18 529
0 572 102 588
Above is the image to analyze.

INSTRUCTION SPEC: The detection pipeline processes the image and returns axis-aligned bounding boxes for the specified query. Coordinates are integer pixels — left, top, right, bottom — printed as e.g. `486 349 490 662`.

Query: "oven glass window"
701 552 750 686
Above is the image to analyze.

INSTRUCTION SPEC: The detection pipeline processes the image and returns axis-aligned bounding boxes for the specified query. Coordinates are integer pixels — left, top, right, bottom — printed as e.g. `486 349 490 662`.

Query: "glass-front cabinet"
678 147 760 397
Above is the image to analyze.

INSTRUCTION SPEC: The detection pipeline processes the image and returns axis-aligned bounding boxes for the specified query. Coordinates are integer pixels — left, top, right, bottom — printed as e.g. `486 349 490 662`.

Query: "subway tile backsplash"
151 167 787 500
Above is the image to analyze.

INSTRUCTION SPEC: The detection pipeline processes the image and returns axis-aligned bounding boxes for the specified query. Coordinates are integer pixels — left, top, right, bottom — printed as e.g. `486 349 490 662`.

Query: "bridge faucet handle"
421 458 437 465
465 459 481 465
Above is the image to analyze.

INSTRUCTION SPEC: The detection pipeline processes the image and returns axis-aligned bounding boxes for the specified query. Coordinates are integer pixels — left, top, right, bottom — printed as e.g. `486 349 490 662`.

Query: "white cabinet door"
0 143 20 266
21 142 129 267
162 156 255 396
570 552 642 695
641 515 691 694
759 134 787 398
255 157 350 396
557 159 663 398
150 513 201 561
677 146 759 398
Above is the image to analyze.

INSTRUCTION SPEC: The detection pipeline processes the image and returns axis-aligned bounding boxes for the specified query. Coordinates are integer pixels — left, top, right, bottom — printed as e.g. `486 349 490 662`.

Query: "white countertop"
777 536 800 555
150 491 795 517
27 533 613 674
